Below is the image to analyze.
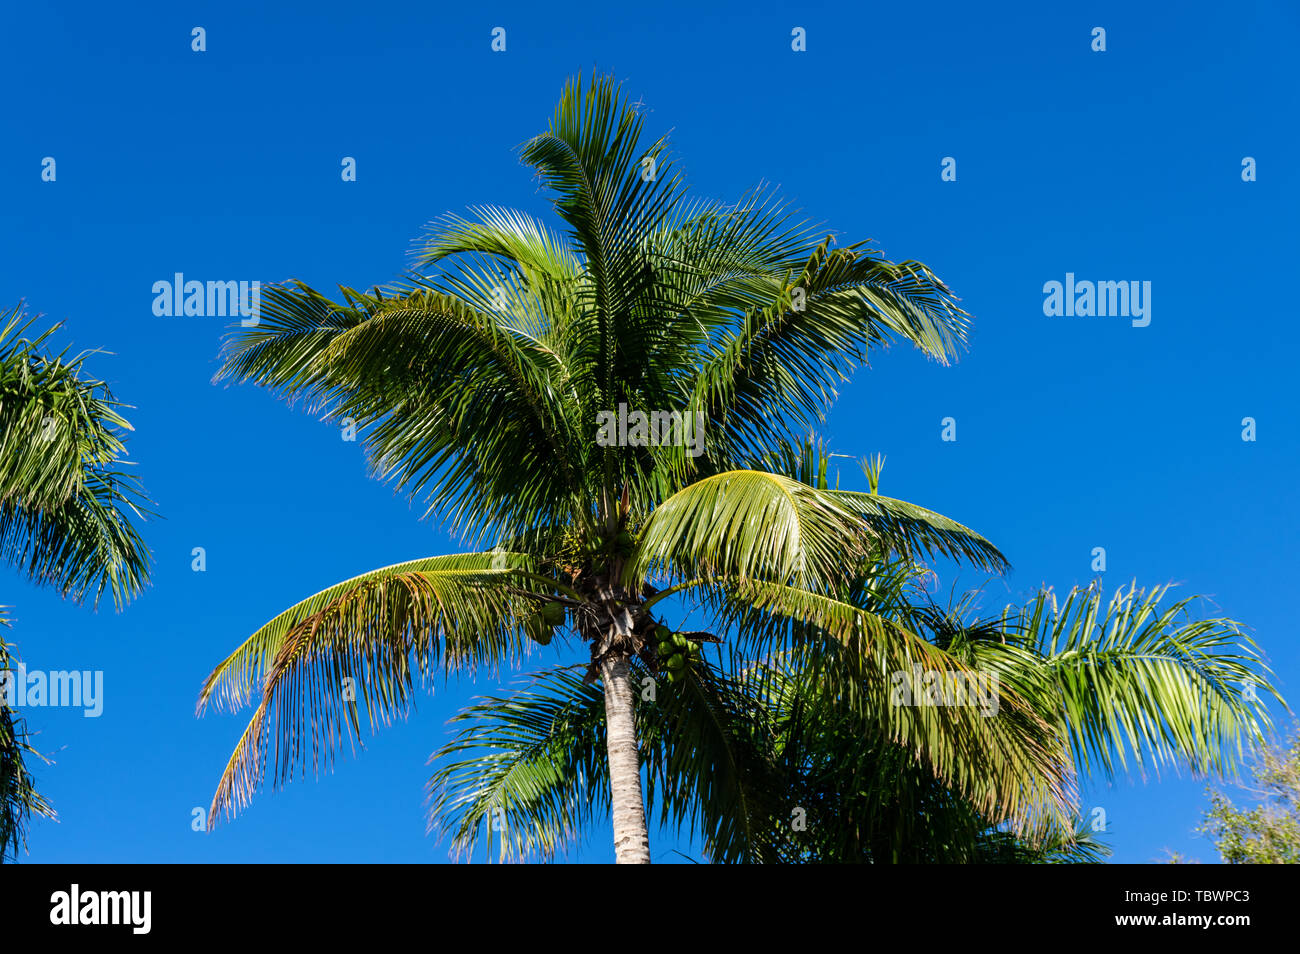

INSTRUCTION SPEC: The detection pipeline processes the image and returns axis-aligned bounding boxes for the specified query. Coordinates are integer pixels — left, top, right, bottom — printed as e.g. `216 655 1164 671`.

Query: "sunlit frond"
200 552 556 823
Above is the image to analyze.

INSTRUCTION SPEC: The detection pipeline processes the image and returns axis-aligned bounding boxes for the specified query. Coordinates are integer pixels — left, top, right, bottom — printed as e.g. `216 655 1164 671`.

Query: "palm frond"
703 579 1074 834
199 552 555 824
625 469 873 592
428 665 607 862
0 618 56 863
0 305 150 608
687 240 970 466
753 436 1008 572
1001 582 1281 780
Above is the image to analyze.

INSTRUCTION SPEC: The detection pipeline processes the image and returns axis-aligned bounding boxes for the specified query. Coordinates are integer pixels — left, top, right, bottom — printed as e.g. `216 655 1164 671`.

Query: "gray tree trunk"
600 655 652 864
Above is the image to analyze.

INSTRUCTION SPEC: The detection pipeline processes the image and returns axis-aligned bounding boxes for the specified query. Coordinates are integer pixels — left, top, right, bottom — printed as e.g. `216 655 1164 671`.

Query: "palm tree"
0 304 151 861
428 450 1279 862
199 75 1067 862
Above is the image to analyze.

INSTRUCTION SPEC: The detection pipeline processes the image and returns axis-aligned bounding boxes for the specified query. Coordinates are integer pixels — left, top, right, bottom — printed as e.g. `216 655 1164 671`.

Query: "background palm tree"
1 608 52 863
0 304 151 862
428 450 1279 862
199 75 1060 862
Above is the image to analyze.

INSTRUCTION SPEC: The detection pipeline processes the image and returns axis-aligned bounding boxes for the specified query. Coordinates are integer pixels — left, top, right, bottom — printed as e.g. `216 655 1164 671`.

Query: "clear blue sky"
1 0 1295 863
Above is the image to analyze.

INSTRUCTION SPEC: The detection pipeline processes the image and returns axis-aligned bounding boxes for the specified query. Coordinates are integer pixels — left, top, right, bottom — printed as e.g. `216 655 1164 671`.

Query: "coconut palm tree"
428 449 1279 862
0 304 151 861
199 74 1073 863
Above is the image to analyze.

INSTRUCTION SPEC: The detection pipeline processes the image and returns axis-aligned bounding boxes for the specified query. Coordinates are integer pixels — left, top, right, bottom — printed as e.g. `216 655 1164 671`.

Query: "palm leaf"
0 305 150 609
199 551 554 823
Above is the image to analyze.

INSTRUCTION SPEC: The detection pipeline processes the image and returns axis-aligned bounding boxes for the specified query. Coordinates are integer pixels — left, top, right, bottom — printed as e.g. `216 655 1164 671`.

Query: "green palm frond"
753 435 1008 572
428 665 607 862
519 76 691 417
974 814 1112 863
217 281 589 546
639 647 792 863
826 490 1008 573
687 239 969 466
625 469 873 592
213 281 369 395
199 552 555 824
700 579 1074 833
1 615 57 863
0 305 150 609
428 655 789 864
997 582 1281 780
416 206 584 302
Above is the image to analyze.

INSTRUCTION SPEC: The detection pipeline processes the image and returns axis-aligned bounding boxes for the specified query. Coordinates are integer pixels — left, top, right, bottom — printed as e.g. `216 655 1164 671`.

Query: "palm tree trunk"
600 655 651 864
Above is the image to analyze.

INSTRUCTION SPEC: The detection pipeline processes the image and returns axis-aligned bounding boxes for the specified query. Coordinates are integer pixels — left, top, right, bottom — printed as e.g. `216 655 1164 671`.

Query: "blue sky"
1 0 1296 863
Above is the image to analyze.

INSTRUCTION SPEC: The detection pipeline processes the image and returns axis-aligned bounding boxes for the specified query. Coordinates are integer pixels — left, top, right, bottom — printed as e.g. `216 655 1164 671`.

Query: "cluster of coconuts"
654 624 701 682
527 601 566 645
580 530 636 575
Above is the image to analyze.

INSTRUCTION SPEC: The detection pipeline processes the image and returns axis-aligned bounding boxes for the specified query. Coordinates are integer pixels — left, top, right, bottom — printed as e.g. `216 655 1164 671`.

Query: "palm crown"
199 75 1066 861
200 75 1274 863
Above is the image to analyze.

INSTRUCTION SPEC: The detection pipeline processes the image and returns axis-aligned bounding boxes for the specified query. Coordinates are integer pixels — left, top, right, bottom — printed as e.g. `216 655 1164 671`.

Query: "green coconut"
525 617 554 645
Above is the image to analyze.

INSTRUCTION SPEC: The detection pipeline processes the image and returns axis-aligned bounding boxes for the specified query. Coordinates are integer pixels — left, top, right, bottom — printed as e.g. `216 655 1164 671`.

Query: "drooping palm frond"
427 654 789 864
686 238 970 467
0 308 149 862
660 596 1112 863
991 582 1281 780
701 579 1073 835
427 633 1089 864
428 665 608 862
199 552 558 824
0 616 56 864
825 491 1008 573
755 437 1008 572
0 306 150 609
215 282 589 546
637 647 792 863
